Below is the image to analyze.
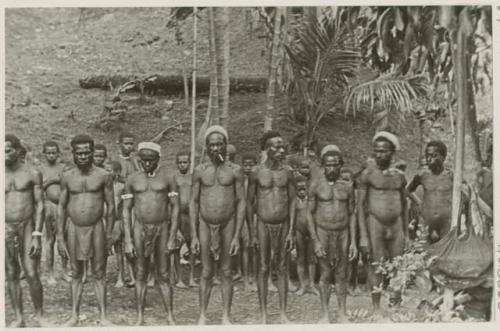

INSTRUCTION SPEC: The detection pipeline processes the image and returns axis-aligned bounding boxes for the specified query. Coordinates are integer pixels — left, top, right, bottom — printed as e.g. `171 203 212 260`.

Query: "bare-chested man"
307 145 357 323
172 150 197 287
57 134 115 326
357 131 409 314
190 125 246 325
407 141 452 243
38 140 70 284
123 142 179 325
5 134 45 327
247 131 296 324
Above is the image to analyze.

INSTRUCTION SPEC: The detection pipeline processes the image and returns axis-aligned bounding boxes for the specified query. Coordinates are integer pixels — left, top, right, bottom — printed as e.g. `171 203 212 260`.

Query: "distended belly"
367 191 402 225
200 186 235 224
68 193 104 226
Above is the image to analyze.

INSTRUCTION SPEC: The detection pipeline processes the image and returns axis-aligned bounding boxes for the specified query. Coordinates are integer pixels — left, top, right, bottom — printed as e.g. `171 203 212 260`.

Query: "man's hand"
229 237 240 256
57 236 69 260
166 236 176 255
124 240 136 260
314 240 326 258
285 232 295 252
191 236 200 255
348 243 358 261
29 236 42 257
359 237 370 261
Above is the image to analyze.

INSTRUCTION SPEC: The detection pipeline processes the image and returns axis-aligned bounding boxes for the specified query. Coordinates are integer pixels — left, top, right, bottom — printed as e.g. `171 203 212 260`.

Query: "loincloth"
68 219 103 261
367 214 401 241
135 221 163 258
316 226 348 267
240 221 251 247
263 222 285 254
5 220 31 260
207 223 223 261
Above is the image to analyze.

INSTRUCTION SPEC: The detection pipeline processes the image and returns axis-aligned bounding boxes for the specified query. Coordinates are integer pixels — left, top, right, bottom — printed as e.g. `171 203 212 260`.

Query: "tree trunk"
264 7 283 132
182 52 190 107
213 7 230 128
190 7 198 173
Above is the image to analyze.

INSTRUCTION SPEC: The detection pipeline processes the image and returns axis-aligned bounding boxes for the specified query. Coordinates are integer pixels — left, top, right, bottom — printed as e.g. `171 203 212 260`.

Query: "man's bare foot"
8 319 25 328
197 315 208 325
213 277 221 286
309 285 320 296
64 316 79 327
268 281 278 292
233 273 242 282
147 278 155 287
115 279 125 288
317 315 330 324
126 279 136 288
296 287 307 296
176 281 189 289
248 282 258 292
63 272 72 283
221 315 233 325
189 279 198 287
280 314 292 324
167 316 176 325
98 317 115 326
288 281 298 292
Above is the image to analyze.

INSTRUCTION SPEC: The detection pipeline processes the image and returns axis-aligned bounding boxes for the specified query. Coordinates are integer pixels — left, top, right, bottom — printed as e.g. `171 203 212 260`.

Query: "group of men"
6 125 489 326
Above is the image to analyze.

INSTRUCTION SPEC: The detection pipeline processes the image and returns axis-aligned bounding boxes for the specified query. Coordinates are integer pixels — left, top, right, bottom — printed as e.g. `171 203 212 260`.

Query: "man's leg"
387 221 405 308
65 224 85 328
44 204 58 285
317 228 331 323
366 215 386 315
156 222 175 325
21 222 44 323
256 220 271 324
6 237 24 327
132 220 148 325
295 231 308 295
306 237 319 295
220 220 236 324
334 230 349 322
181 214 198 287
276 222 291 323
197 220 214 325
91 221 112 325
112 220 125 287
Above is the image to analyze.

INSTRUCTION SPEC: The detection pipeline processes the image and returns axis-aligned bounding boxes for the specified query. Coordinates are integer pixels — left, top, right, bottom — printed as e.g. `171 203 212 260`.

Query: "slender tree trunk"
213 7 230 128
264 7 283 132
182 52 190 107
190 7 197 173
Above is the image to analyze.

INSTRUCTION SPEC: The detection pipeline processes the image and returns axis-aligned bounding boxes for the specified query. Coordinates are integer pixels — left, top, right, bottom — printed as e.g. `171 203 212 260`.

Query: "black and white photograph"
1 1 497 327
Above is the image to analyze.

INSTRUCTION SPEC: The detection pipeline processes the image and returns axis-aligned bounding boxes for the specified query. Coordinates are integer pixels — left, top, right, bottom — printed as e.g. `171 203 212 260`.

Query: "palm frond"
345 73 430 116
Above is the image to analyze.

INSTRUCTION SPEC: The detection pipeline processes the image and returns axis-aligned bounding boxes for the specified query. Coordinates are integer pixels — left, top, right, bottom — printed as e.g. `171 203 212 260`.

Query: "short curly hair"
426 140 447 158
260 131 281 151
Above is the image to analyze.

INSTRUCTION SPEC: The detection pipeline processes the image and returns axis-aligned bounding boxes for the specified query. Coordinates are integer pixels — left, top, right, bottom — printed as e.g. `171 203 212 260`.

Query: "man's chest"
257 168 288 188
133 177 170 193
67 175 104 193
5 172 33 192
200 167 235 186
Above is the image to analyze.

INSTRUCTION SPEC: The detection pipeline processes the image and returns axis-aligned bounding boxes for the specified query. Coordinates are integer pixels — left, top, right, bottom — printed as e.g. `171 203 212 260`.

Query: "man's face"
5 141 19 166
307 150 317 162
93 149 107 168
44 146 59 164
177 155 190 174
296 181 307 199
340 171 352 182
73 143 93 170
207 133 227 164
267 137 286 162
323 155 342 181
425 146 444 172
139 149 160 174
373 140 393 168
298 160 310 178
120 137 135 156
242 159 255 175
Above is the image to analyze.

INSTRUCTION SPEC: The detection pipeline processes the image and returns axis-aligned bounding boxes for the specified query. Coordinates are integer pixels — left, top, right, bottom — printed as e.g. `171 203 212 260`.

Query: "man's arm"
246 169 258 245
306 183 318 242
32 170 45 234
122 178 134 248
357 170 369 250
189 167 201 247
103 173 116 237
167 175 180 252
287 170 297 235
348 185 357 245
56 173 69 258
406 174 422 205
233 166 247 239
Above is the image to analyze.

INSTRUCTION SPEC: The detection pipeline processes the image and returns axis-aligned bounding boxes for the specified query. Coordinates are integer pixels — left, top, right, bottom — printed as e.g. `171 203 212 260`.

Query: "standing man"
56 134 115 326
39 140 69 284
357 131 409 314
247 131 296 324
407 141 452 243
123 142 179 325
190 125 246 325
307 145 357 323
173 150 197 287
5 134 45 327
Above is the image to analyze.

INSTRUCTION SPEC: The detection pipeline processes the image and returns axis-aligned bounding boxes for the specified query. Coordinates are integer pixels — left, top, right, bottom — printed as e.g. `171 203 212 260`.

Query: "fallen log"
79 74 267 95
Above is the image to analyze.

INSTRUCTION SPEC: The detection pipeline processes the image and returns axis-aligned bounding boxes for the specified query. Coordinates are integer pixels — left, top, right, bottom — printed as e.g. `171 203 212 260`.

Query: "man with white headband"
123 141 180 325
357 131 408 315
247 130 296 324
307 144 357 323
190 125 246 325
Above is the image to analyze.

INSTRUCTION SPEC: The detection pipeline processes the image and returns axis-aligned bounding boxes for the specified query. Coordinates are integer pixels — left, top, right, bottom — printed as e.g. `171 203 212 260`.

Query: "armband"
32 231 43 237
121 193 134 200
168 191 179 198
